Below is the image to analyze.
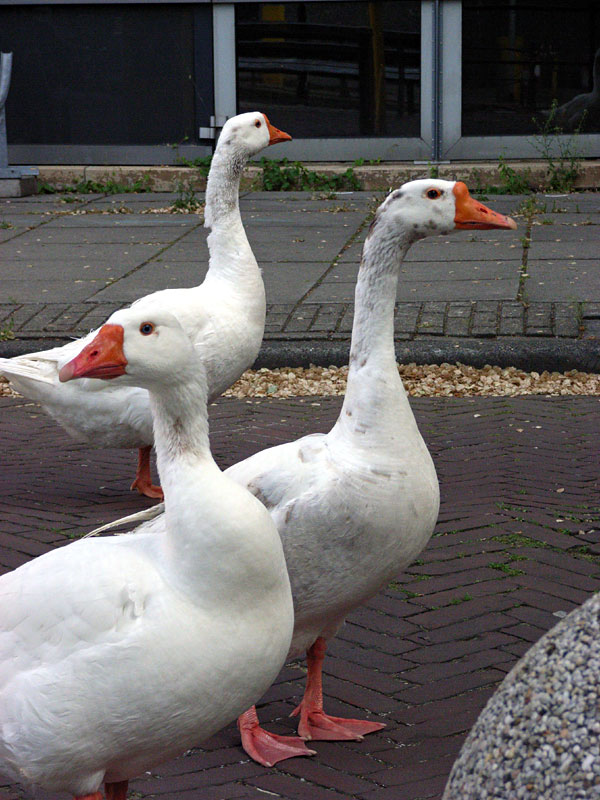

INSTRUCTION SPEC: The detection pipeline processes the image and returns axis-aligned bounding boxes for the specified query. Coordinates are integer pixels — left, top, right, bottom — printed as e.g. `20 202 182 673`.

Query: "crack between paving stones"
283 210 375 330
1 193 101 244
516 215 533 305
83 217 205 301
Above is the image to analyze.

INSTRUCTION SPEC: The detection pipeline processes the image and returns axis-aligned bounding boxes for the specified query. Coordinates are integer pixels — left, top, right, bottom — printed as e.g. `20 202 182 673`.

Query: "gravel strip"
443 593 600 799
1 363 599 400
223 363 600 398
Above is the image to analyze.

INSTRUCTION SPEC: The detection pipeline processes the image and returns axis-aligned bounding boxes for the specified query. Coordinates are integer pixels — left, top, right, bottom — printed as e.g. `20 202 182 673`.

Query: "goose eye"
255 120 262 128
139 322 154 336
426 188 442 200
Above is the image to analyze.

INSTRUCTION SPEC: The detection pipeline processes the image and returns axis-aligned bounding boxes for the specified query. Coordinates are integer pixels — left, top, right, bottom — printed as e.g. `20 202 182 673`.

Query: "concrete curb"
37 160 600 193
257 338 600 373
2 336 598 374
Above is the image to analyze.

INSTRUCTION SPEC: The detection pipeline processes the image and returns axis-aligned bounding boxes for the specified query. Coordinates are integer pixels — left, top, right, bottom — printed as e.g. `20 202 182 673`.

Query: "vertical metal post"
0 52 13 171
430 1 442 162
212 3 237 130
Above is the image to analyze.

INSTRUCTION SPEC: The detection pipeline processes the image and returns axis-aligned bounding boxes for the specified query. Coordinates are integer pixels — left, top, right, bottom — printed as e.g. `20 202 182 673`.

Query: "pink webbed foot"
238 706 316 767
131 446 163 500
292 636 386 742
291 703 386 741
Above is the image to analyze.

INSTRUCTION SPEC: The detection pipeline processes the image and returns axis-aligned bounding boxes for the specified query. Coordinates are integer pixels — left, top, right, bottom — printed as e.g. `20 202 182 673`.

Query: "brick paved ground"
1 394 599 800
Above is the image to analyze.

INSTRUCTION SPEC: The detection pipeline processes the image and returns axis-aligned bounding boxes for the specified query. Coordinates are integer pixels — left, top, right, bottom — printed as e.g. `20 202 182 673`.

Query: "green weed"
38 175 153 195
176 155 212 177
172 180 202 212
259 158 362 192
531 100 585 192
488 561 525 577
450 593 473 605
0 318 15 341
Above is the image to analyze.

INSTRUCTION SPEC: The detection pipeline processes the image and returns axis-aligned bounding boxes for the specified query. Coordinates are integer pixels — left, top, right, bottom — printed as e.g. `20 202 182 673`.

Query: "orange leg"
130 445 163 499
238 705 316 767
105 780 129 800
290 637 386 741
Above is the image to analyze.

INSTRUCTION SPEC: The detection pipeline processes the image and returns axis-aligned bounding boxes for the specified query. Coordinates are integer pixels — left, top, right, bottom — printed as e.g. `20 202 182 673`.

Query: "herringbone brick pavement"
0 395 599 799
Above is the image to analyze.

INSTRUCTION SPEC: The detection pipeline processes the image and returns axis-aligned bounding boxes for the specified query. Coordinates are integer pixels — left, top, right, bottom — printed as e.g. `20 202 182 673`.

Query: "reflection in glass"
236 1 420 138
462 0 600 136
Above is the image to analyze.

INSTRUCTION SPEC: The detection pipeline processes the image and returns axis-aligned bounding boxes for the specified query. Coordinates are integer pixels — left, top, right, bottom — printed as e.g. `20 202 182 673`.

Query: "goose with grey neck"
0 112 291 498
0 303 293 800
86 180 517 766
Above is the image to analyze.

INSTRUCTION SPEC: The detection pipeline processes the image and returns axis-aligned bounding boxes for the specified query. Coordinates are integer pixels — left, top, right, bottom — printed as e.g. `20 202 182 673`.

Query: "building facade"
1 0 599 164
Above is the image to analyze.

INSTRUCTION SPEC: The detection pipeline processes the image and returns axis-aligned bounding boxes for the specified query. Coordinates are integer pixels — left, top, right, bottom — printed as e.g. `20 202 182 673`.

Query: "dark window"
462 0 600 135
0 4 207 145
236 1 420 138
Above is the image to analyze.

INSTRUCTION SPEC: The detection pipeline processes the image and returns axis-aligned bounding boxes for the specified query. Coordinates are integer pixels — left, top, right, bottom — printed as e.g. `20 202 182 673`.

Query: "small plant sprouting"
38 174 153 195
258 158 362 192
176 155 212 178
450 593 473 605
0 220 12 229
0 317 15 341
497 156 531 194
172 180 202 212
531 100 585 193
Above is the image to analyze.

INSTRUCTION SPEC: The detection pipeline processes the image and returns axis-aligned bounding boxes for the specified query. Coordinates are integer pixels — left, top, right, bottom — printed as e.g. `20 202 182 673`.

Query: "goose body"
0 112 291 496
88 180 518 766
0 305 294 798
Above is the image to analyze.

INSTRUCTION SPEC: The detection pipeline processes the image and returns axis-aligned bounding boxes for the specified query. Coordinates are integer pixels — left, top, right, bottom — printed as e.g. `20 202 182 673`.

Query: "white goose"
0 302 294 800
0 112 290 498
87 180 517 766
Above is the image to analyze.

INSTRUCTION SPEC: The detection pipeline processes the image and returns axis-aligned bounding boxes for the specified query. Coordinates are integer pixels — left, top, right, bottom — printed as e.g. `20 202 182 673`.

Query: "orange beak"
59 324 127 382
264 115 292 145
453 182 517 230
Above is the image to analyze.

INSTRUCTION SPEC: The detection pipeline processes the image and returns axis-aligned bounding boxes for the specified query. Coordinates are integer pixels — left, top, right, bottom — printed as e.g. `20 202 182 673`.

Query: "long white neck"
148 370 222 586
331 219 419 449
203 142 261 291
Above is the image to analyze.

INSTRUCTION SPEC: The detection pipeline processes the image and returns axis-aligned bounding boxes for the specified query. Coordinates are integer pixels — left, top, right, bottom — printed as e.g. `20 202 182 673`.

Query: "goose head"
58 305 200 391
217 112 292 158
370 179 517 244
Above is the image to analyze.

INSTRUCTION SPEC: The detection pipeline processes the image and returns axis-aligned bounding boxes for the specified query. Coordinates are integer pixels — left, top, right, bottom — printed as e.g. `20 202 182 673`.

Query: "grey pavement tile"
0 213 49 228
539 193 600 209
2 242 163 267
0 279 102 303
407 242 523 262
398 278 519 302
307 276 518 302
262 262 331 304
529 222 598 241
86 192 188 207
535 212 598 225
326 263 360 282
525 260 600 301
24 225 194 245
0 225 30 243
92 265 209 302
243 210 366 231
245 230 349 262
48 213 202 228
527 241 599 259
399 261 522 283
338 231 523 264
1 261 132 282
144 240 210 262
